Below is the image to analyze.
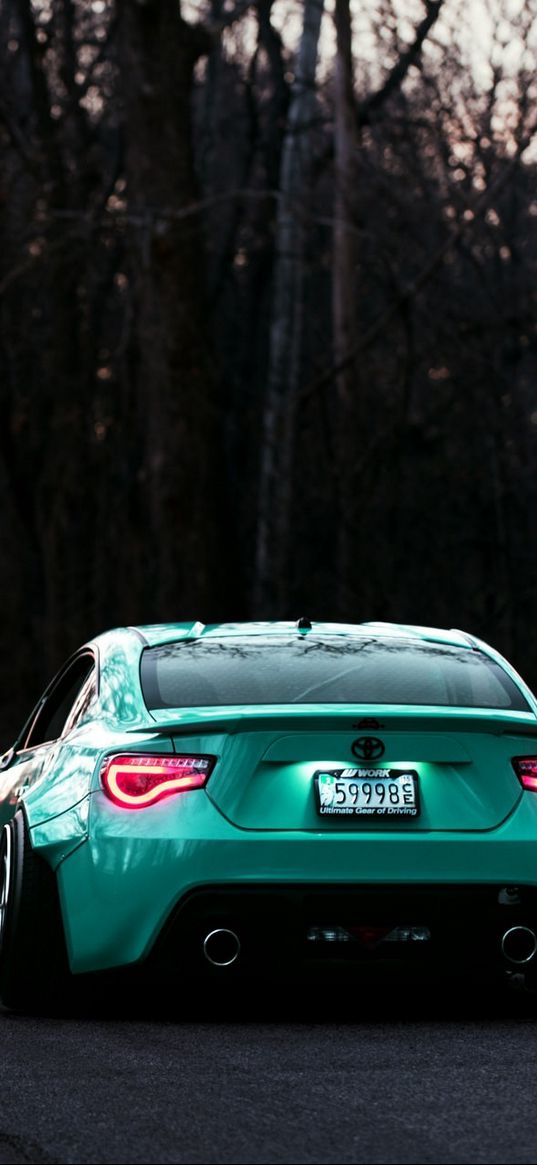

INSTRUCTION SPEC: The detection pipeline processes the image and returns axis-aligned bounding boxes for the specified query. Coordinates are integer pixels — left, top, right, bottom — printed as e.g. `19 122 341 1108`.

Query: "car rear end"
56 623 537 990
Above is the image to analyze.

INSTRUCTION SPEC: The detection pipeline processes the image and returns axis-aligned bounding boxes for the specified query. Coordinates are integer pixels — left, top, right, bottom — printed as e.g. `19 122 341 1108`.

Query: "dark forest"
1 0 537 743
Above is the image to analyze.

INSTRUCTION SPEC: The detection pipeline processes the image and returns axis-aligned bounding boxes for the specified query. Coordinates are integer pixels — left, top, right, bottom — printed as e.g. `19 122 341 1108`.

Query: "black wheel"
0 809 71 1011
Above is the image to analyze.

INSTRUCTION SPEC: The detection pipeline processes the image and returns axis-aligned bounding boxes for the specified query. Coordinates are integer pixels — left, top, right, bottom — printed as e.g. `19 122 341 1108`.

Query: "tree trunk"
116 0 222 618
253 0 325 615
333 0 360 614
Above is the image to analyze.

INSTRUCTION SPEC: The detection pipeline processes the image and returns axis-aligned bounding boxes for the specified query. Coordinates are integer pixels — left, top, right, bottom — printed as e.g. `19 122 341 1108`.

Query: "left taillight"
101 754 215 808
513 758 537 792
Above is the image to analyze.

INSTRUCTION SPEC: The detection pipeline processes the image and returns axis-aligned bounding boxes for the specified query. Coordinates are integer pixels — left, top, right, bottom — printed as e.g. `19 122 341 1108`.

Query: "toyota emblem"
352 737 385 760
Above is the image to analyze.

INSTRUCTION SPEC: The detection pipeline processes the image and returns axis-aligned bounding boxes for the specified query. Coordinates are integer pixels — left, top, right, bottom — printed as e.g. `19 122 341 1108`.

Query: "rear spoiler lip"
133 706 537 736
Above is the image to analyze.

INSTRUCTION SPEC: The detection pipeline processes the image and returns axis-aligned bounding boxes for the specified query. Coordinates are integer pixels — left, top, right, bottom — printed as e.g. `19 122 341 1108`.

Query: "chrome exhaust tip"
203 928 241 967
501 926 537 965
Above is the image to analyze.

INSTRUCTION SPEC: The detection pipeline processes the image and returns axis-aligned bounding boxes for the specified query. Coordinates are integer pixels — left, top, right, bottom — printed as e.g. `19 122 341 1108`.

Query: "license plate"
315 769 419 818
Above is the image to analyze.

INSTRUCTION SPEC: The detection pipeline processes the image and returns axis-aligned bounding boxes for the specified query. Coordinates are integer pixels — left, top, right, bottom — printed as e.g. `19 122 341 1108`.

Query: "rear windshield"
140 636 529 711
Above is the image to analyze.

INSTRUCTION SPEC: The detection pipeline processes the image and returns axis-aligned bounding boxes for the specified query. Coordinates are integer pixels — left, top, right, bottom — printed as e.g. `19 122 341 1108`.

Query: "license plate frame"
314 768 420 818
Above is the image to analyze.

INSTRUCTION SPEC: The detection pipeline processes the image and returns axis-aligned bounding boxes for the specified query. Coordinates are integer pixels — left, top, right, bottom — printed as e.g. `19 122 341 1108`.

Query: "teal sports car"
2 618 537 1009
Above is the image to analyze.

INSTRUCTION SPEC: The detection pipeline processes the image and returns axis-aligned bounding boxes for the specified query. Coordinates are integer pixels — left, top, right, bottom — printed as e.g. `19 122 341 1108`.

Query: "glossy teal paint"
4 620 537 976
94 627 152 728
30 800 90 867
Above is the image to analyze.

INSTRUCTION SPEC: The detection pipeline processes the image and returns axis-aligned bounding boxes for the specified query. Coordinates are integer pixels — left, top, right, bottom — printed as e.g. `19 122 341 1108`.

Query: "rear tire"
0 810 71 1011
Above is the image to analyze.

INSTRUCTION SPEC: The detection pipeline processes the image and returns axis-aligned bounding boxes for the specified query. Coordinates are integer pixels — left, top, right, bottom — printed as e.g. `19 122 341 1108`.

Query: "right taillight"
513 758 537 792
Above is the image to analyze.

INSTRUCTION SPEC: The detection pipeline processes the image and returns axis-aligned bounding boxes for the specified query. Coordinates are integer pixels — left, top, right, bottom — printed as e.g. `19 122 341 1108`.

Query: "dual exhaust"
202 923 537 968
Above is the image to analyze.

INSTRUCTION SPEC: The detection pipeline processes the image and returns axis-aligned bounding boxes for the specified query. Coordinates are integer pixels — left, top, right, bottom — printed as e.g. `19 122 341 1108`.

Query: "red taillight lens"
101 754 214 808
513 758 537 792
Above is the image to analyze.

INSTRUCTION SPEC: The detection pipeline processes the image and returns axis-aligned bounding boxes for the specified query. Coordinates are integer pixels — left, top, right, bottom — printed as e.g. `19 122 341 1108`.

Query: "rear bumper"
144 881 537 986
49 787 537 974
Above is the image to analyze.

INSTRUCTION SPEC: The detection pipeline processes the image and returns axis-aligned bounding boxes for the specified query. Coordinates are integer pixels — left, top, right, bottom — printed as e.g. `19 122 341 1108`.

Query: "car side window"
23 655 96 750
62 670 97 736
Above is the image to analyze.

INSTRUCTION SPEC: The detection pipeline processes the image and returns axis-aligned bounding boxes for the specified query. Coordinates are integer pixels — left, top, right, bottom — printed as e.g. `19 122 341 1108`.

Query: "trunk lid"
153 706 537 831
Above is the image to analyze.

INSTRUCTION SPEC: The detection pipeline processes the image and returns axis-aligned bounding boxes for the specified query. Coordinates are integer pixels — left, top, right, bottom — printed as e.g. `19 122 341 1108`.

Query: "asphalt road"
1 986 537 1165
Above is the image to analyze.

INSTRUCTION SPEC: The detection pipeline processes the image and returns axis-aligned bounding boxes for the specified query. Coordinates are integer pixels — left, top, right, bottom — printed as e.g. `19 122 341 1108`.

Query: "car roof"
131 620 479 650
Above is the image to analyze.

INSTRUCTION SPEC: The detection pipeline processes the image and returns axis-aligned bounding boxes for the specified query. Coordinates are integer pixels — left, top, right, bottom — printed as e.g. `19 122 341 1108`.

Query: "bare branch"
299 120 537 403
358 0 444 124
